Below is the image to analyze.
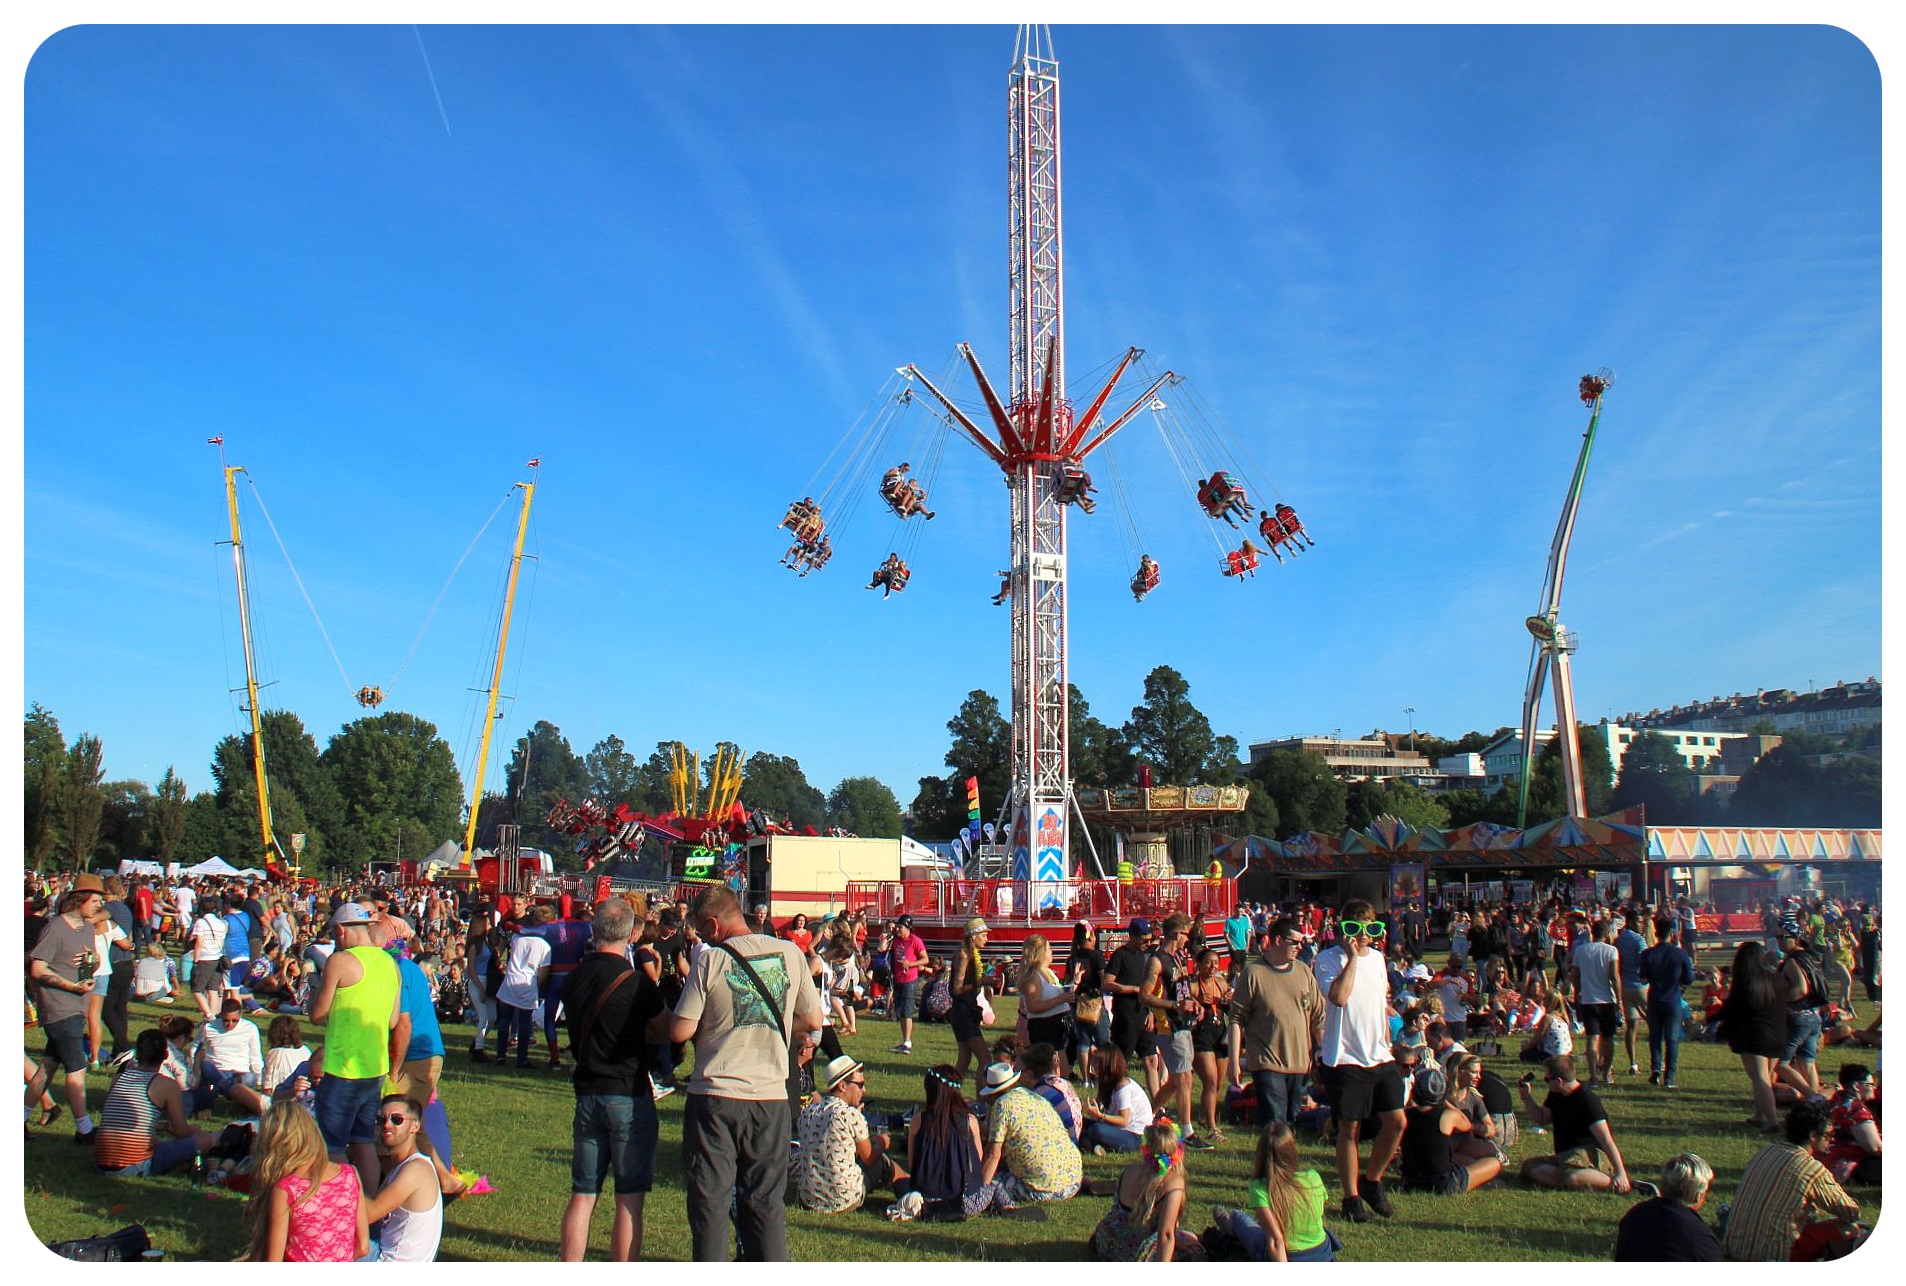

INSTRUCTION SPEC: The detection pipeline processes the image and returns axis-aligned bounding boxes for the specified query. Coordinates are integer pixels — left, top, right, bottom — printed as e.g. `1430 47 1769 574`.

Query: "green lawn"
21 986 1881 1261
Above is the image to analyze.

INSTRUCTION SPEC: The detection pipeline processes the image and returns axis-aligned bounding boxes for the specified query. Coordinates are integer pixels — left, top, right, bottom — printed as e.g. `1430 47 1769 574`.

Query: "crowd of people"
24 867 1881 1262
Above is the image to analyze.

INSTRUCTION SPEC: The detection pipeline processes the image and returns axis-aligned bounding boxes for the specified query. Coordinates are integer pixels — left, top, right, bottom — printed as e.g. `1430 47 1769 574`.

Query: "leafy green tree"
1609 730 1700 823
1440 786 1520 828
210 711 334 866
1525 724 1615 823
25 704 66 871
1817 756 1882 827
1345 778 1450 831
1726 734 1870 827
1069 684 1133 788
502 720 591 857
827 776 903 837
322 712 464 870
174 791 224 864
908 776 962 843
98 779 156 861
1248 749 1347 838
910 690 1012 844
583 734 642 805
741 752 826 831
150 767 189 863
1122 665 1228 783
61 733 107 869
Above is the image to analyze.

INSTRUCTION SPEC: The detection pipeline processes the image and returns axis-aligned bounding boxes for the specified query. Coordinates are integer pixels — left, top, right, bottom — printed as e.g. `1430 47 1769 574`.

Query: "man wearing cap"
1397 1062 1502 1195
975 1061 1082 1206
1105 918 1161 1095
888 914 931 1055
1776 918 1830 1099
311 901 401 1188
1228 915 1324 1127
795 1054 908 1213
27 875 108 1142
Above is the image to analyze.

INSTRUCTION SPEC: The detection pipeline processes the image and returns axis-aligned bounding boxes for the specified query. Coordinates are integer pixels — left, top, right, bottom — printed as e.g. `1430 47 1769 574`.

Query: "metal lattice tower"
904 27 1173 887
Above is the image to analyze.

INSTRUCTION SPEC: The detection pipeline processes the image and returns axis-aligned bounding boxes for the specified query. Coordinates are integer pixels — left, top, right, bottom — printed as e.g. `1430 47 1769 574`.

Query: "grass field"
20 982 1882 1261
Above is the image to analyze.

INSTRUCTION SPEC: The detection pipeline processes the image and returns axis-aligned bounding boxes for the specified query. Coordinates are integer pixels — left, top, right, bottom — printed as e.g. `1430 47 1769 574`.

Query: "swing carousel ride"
774 27 1301 943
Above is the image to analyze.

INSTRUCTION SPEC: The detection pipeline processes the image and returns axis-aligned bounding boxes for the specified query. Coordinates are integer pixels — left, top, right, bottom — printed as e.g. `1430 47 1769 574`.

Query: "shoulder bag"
716 940 803 1105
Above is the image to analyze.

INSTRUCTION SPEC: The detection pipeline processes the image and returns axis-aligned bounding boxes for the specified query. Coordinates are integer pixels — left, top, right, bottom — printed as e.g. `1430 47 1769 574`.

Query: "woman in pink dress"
247 1102 369 1262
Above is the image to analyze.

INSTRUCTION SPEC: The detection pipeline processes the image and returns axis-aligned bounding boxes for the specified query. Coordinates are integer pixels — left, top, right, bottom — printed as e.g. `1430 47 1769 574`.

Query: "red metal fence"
844 878 1235 926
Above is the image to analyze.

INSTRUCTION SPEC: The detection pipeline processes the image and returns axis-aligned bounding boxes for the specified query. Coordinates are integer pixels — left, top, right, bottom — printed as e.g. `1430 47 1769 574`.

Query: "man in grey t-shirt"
28 876 108 1141
1569 920 1622 1087
669 886 821 1261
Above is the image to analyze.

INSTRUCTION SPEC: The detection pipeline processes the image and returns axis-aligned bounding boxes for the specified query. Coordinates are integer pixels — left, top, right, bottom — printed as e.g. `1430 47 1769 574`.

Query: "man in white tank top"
364 1092 442 1262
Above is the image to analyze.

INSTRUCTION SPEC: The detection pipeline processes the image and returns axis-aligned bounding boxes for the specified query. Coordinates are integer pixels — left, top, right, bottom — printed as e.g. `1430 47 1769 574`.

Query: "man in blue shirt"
1224 906 1253 982
220 894 254 1006
525 904 593 1070
1614 913 1648 1077
1637 916 1695 1088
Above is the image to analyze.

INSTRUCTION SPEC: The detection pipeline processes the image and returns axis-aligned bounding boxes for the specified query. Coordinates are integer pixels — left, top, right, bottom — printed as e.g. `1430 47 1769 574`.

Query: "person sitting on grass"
1821 1062 1881 1186
362 1092 443 1262
1020 1041 1082 1142
1212 1121 1337 1261
1721 1100 1861 1261
247 1099 369 1262
899 1064 992 1219
92 1028 220 1177
190 997 267 1116
131 942 178 1004
1519 994 1574 1064
795 1055 909 1214
1515 1054 1646 1195
1079 1046 1151 1154
976 1060 1082 1205
1613 1152 1722 1261
1398 1062 1502 1195
261 1015 313 1098
1089 1119 1206 1261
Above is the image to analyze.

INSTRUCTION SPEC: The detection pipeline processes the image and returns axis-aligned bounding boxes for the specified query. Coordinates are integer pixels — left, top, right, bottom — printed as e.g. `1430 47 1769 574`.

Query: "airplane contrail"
412 25 453 138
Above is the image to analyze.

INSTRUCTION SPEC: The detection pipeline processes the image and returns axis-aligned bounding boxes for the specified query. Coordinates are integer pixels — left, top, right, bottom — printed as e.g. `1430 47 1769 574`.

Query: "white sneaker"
651 1079 676 1100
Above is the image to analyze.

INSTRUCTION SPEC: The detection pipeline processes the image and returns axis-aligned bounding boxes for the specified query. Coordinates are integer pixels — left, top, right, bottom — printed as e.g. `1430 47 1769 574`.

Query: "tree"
61 733 107 869
210 711 337 866
501 720 591 858
97 778 157 861
174 791 224 864
1345 778 1450 832
1248 749 1347 838
25 704 66 871
827 776 903 837
150 766 189 863
1122 665 1228 783
910 690 1012 844
1817 756 1882 827
1525 724 1615 823
741 752 826 831
322 712 465 869
1609 730 1700 824
1726 734 1870 827
1069 684 1133 788
583 734 641 805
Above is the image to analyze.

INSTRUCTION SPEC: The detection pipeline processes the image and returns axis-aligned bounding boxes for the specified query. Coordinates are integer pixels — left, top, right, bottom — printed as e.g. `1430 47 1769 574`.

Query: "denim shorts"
40 1015 90 1073
571 1092 659 1195
1782 1008 1823 1064
891 979 919 1020
314 1073 385 1153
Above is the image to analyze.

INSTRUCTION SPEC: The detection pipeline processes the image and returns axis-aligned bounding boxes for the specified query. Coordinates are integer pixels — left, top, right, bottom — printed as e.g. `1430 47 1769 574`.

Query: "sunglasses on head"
1339 920 1386 938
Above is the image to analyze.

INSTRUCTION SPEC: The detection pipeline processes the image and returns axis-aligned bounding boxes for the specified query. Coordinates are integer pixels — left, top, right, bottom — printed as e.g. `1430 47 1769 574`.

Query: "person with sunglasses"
1311 899 1406 1223
795 1055 909 1213
1227 917 1323 1128
1515 1054 1643 1197
361 1093 442 1262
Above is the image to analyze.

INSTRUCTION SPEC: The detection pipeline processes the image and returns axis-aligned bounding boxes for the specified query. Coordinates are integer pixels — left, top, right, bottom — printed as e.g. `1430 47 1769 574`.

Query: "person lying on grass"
1515 1053 1648 1196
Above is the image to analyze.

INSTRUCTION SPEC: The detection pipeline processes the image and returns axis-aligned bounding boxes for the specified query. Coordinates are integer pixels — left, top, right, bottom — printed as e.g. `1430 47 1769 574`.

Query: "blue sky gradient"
24 24 1881 812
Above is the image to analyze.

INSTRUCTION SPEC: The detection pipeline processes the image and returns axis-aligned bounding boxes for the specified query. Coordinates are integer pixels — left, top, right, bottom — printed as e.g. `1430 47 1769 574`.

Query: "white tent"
900 836 957 871
233 868 269 880
185 856 242 877
117 859 164 877
420 839 463 868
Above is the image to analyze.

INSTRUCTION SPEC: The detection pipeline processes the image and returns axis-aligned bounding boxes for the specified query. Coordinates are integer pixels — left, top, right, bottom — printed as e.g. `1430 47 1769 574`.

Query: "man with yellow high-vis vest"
311 902 401 1188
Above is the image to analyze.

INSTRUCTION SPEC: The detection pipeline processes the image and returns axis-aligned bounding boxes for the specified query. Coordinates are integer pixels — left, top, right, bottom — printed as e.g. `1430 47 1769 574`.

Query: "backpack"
924 977 953 1018
48 1225 151 1262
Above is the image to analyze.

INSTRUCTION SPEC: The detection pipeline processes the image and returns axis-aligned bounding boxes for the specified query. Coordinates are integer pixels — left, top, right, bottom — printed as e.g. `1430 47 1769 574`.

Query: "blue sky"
23 23 1882 815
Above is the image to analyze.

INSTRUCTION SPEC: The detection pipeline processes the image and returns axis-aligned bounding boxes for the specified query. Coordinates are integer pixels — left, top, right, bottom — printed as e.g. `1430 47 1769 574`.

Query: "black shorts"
40 1014 89 1073
1111 1009 1147 1058
1321 1061 1405 1123
1578 1003 1621 1038
1191 1020 1228 1056
949 996 984 1044
1026 1014 1069 1050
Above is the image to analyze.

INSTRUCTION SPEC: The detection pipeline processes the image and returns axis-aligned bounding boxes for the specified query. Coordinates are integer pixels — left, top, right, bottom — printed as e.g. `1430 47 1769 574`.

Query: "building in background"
1247 735 1432 783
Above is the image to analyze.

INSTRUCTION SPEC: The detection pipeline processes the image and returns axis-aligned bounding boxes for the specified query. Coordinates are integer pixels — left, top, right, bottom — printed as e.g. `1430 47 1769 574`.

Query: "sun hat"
979 1062 1021 1097
964 916 989 937
820 1055 866 1093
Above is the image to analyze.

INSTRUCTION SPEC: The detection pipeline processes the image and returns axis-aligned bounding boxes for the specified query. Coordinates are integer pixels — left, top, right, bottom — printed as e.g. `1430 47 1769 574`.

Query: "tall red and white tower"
906 27 1171 886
